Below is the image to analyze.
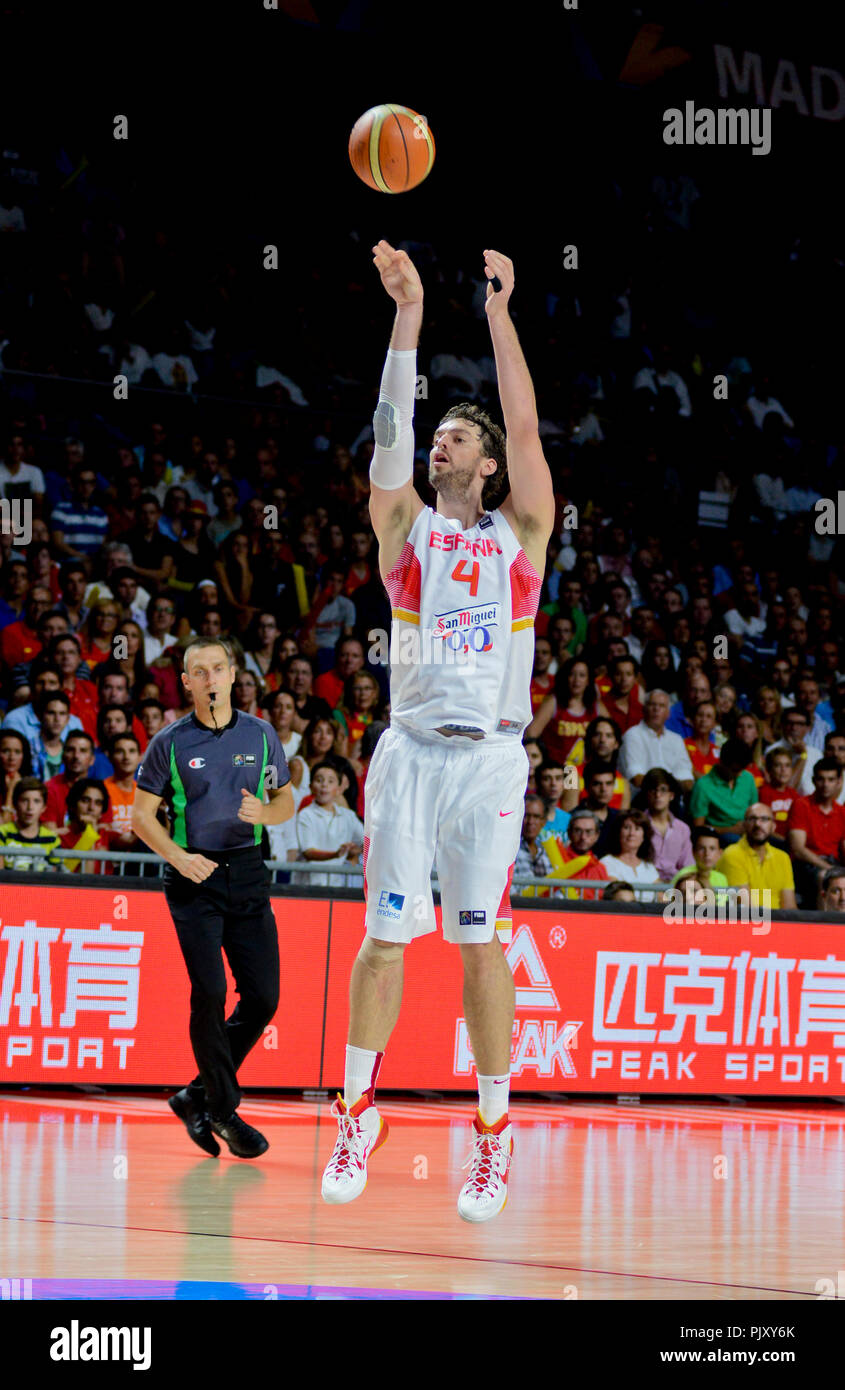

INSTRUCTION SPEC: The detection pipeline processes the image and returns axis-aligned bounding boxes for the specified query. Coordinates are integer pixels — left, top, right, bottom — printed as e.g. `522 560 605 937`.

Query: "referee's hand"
172 850 219 882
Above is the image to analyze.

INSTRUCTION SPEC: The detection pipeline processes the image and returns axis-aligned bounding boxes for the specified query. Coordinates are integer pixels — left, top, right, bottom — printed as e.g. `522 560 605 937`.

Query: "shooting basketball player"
321 240 555 1221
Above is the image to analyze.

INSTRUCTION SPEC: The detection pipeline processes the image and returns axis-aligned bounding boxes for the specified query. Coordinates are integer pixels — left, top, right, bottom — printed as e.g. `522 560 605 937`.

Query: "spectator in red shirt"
684 699 720 779
95 666 149 752
0 585 51 672
597 654 643 733
555 808 610 900
344 529 374 597
527 657 597 765
529 635 555 713
78 597 122 668
314 635 366 709
48 632 99 740
42 730 97 830
759 746 799 847
787 759 845 907
57 777 112 874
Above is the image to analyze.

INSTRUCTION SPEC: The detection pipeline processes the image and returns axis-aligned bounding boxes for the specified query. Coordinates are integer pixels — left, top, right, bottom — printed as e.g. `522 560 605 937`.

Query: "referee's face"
183 647 236 710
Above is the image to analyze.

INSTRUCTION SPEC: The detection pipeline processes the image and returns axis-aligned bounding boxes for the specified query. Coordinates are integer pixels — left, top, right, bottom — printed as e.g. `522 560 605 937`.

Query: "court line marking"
0 1214 826 1298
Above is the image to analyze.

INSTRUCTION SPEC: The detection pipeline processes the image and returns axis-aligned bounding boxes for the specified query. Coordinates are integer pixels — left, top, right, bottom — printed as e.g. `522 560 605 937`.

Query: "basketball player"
321 241 554 1221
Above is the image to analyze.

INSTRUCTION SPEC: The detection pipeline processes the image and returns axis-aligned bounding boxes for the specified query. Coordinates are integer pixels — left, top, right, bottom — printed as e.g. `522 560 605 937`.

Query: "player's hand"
238 788 265 825
483 249 514 316
372 239 423 307
173 849 219 882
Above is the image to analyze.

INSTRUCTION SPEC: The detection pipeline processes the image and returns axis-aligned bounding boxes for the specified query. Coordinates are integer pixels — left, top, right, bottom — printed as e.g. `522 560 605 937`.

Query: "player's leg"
322 728 436 1203
436 739 527 1221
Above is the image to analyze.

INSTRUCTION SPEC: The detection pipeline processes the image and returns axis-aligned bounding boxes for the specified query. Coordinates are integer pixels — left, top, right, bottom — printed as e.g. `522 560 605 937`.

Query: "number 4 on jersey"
451 559 480 597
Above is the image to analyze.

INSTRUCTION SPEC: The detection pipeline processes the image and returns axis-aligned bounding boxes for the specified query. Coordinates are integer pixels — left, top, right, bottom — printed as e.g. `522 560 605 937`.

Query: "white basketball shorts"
362 725 528 945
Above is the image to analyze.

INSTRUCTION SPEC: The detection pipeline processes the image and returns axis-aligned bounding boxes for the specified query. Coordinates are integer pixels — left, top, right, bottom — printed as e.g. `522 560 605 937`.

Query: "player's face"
430 421 492 497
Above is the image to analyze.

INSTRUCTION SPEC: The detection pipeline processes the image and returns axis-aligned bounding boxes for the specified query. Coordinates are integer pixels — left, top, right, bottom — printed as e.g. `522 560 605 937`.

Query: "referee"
133 636 294 1159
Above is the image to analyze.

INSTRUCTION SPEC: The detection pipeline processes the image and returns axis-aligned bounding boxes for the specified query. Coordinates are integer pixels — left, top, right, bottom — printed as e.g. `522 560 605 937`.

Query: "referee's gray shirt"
134 708 290 851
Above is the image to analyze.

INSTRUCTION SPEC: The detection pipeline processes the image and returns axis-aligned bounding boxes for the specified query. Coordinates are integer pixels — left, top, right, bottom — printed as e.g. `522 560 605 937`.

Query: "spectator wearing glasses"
77 597 122 669
642 768 693 879
767 707 822 794
49 467 110 562
514 796 556 895
716 803 796 910
143 596 178 665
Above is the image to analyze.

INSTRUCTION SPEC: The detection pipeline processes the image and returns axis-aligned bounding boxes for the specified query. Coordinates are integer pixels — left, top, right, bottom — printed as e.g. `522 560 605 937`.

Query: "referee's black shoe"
209 1111 269 1159
168 1088 220 1157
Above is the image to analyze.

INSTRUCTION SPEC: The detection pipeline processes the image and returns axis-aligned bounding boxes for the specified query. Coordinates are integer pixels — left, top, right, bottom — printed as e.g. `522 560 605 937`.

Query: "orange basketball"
348 104 435 194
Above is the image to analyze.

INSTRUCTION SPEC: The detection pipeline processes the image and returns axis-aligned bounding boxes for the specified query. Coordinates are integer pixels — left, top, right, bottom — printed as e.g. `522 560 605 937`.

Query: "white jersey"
384 506 541 744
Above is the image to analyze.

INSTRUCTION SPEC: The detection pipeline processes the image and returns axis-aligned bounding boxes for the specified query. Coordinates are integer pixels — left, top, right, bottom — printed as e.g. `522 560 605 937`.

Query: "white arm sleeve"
369 347 417 490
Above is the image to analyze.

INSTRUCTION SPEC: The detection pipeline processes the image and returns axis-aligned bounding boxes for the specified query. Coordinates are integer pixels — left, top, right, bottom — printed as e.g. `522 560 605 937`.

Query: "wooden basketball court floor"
1 1090 843 1301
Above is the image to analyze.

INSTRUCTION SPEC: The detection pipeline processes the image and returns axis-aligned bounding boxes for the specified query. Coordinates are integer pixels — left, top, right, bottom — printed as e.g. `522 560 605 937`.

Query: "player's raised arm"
368 240 426 577
483 249 555 565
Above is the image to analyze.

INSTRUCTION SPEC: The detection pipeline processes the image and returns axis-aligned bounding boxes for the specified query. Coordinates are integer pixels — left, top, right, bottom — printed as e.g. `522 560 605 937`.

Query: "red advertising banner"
0 883 328 1088
1 883 844 1094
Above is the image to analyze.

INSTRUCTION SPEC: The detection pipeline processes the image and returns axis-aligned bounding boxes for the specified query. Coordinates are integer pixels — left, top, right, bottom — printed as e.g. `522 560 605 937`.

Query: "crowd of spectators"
1 148 844 912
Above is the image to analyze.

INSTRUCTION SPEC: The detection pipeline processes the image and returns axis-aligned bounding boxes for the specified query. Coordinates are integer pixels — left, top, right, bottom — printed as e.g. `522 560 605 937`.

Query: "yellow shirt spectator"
717 835 795 909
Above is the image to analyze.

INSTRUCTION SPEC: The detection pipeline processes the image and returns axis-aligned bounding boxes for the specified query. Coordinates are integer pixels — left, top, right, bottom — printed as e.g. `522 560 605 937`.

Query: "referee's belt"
433 724 485 740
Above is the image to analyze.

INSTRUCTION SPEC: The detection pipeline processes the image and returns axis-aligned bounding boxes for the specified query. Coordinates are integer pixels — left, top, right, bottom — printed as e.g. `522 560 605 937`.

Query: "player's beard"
429 462 479 501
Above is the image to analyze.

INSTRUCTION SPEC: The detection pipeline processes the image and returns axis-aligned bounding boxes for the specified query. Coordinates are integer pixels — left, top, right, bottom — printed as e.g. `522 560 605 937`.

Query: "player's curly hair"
437 403 508 511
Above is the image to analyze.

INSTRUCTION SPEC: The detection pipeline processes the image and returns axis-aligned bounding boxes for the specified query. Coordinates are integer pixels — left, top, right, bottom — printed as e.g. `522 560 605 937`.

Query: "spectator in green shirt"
689 738 758 843
672 825 730 904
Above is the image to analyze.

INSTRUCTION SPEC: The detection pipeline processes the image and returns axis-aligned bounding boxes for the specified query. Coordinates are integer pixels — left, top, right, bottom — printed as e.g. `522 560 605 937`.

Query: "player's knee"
357 936 406 971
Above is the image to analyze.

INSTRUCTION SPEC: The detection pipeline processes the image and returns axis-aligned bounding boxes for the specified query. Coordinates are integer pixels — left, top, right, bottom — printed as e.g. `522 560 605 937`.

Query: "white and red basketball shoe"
321 1093 389 1204
457 1111 513 1223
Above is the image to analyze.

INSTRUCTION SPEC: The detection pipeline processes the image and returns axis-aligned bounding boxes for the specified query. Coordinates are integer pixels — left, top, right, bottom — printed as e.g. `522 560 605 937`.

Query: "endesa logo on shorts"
376 890 406 920
433 602 499 655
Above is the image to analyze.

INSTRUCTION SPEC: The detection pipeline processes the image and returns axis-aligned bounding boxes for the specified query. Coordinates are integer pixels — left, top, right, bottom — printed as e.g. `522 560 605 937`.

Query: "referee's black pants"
163 844 279 1121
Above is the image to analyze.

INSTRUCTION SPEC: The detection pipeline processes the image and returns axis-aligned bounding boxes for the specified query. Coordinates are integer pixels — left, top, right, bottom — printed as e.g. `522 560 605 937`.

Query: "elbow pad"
370 347 416 490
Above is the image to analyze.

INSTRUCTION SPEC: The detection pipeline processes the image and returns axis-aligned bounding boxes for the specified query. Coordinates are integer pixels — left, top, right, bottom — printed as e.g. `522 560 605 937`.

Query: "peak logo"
454 925 583 1078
